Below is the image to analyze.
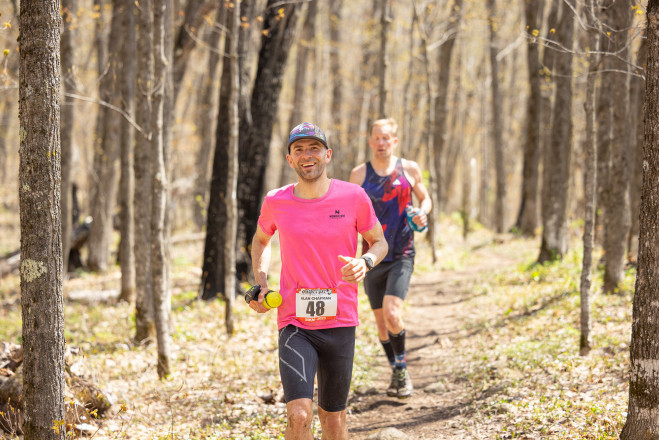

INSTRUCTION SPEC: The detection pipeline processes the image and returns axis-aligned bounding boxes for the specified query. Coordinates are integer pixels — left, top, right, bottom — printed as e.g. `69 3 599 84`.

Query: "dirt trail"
348 236 528 439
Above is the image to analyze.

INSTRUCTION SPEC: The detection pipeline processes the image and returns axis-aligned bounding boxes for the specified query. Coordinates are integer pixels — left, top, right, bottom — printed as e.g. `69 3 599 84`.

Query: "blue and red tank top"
361 159 415 262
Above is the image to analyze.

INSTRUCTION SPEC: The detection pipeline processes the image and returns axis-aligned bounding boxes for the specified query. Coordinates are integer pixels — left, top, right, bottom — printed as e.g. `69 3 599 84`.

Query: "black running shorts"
363 257 414 310
278 325 356 412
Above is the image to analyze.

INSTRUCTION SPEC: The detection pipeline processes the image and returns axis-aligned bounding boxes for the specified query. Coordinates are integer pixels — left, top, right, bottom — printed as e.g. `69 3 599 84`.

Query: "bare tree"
151 0 172 378
538 0 576 263
60 0 76 276
171 0 214 105
134 0 155 343
88 0 122 272
619 2 659 437
118 0 136 303
19 0 65 438
486 0 505 234
236 0 302 280
378 0 391 117
433 0 463 215
413 0 439 263
281 0 318 187
602 0 633 294
580 0 601 357
515 0 544 236
628 35 647 265
191 4 226 230
224 0 240 335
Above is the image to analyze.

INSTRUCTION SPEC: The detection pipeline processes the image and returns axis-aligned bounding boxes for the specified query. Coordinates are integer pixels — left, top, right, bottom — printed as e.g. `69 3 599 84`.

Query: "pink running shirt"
258 179 378 330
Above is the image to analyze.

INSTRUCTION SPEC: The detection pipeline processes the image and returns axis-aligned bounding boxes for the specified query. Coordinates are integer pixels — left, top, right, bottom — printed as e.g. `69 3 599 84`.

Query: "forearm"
364 238 388 266
251 236 272 288
419 197 432 215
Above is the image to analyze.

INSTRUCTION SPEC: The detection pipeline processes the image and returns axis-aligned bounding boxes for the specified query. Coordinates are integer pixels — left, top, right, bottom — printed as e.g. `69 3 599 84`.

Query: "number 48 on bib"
296 288 338 323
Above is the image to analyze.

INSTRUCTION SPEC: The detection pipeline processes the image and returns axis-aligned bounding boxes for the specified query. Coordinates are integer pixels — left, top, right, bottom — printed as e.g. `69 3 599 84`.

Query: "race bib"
296 288 338 323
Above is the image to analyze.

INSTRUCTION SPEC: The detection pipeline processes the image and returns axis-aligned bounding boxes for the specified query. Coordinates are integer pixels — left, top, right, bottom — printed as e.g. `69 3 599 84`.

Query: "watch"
361 255 374 271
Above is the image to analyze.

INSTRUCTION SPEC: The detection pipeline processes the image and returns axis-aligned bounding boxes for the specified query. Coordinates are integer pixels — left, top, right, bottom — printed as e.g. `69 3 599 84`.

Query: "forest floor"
0 216 635 439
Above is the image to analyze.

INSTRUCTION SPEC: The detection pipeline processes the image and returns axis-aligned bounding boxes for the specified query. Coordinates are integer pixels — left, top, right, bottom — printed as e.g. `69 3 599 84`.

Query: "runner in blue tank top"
350 118 432 399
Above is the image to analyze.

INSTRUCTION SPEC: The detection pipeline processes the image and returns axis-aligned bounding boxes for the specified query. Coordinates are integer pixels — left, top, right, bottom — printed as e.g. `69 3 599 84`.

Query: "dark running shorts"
278 325 356 412
363 258 414 310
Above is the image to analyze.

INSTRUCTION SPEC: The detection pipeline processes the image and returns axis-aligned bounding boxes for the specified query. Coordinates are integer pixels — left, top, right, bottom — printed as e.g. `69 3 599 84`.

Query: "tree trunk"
515 0 544 236
201 0 259 299
620 2 659 437
236 0 301 279
118 0 136 303
602 0 633 293
580 0 600 357
281 0 318 187
377 0 391 118
486 0 505 234
88 0 121 272
224 0 240 336
191 4 225 230
60 0 75 277
134 0 155 343
201 3 238 301
329 0 344 151
413 0 439 264
171 0 214 105
538 0 575 263
628 36 647 265
18 0 66 438
433 0 463 216
151 0 172 378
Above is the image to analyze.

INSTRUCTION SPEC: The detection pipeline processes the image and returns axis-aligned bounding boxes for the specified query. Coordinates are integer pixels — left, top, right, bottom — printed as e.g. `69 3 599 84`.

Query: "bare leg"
373 295 404 339
286 398 314 440
318 407 348 440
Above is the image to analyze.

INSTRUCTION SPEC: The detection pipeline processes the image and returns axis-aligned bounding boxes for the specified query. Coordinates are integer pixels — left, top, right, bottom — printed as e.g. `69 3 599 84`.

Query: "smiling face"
286 138 332 183
368 123 398 160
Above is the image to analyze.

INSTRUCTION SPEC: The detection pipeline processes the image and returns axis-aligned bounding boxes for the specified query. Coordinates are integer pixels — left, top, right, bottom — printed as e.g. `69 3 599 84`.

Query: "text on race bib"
296 288 338 323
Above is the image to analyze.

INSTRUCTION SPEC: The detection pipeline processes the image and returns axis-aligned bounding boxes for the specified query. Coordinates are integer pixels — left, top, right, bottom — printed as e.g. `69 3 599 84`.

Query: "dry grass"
0 216 634 439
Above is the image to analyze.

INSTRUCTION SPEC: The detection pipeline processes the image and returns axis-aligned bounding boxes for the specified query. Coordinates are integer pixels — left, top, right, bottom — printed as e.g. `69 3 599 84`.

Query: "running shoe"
396 367 413 398
386 368 399 397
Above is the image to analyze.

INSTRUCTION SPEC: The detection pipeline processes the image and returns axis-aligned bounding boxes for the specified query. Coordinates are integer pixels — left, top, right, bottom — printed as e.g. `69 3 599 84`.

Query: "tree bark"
191 3 225 230
281 0 318 187
628 36 647 265
201 4 237 301
620 2 659 437
134 0 155 343
515 0 544 236
171 0 214 105
201 0 258 299
236 0 301 280
224 0 240 336
433 0 463 216
329 0 344 151
413 0 439 264
60 0 75 277
88 0 122 272
602 0 633 293
580 0 600 357
538 0 575 263
151 0 172 378
18 0 66 438
377 0 391 118
118 0 136 303
486 0 506 234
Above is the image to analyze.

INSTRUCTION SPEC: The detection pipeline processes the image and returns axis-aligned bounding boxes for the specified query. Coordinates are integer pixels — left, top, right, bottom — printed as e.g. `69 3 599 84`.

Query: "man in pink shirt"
250 122 388 440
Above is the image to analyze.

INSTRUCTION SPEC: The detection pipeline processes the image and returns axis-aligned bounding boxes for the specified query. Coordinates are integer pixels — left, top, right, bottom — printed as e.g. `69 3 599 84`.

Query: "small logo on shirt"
392 178 401 186
329 209 346 219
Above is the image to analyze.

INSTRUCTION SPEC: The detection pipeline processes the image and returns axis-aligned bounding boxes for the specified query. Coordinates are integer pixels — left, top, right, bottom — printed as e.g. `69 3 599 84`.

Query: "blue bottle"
405 206 427 232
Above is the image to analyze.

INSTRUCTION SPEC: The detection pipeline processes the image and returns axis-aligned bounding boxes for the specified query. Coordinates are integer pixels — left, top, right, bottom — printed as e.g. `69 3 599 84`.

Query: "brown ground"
348 235 527 440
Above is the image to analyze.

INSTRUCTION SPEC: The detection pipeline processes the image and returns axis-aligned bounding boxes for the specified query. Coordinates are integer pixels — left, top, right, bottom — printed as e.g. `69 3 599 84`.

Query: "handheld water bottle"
405 205 427 232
